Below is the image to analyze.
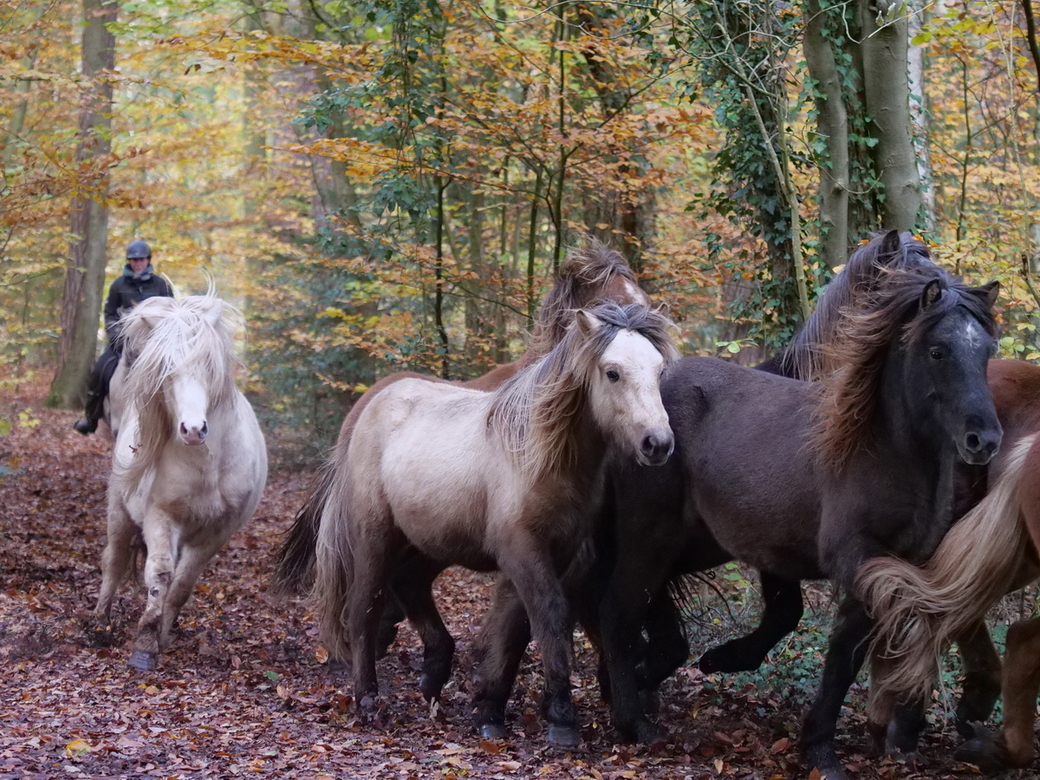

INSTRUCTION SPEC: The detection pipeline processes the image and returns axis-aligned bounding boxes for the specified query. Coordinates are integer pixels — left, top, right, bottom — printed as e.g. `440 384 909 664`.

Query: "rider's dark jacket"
104 264 174 343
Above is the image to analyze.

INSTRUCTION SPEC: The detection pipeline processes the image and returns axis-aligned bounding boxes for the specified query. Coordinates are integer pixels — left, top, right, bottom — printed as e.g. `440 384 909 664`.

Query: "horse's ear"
877 230 903 267
575 309 602 336
203 299 225 327
976 280 1000 309
920 278 943 309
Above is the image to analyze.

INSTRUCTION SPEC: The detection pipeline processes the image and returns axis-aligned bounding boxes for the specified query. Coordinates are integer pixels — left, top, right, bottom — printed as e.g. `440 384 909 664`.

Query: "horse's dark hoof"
954 726 1009 774
88 623 114 648
547 724 581 748
128 649 157 671
639 688 661 715
479 723 508 740
633 719 666 747
358 693 378 714
698 644 759 674
418 674 444 703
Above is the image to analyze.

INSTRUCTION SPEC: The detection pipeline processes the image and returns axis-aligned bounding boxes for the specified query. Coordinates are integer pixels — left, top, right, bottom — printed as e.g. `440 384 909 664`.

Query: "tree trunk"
804 0 850 272
48 0 118 409
574 5 657 269
858 0 921 231
907 0 935 231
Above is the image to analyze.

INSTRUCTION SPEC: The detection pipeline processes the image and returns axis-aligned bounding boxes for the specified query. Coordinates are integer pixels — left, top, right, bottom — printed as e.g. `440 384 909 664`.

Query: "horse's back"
662 356 825 578
348 378 498 565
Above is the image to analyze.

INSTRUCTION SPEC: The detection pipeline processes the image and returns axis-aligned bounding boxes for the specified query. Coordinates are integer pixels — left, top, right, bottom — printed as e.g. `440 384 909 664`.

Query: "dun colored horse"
272 238 649 601
584 265 1001 779
312 302 677 746
90 294 268 671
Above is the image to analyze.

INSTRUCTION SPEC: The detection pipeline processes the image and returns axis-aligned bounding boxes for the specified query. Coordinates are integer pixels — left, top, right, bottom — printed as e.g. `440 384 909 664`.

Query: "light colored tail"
312 470 356 663
858 433 1038 712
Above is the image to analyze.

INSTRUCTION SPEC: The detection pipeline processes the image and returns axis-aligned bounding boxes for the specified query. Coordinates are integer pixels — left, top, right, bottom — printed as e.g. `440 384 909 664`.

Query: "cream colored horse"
90 294 267 671
313 302 677 746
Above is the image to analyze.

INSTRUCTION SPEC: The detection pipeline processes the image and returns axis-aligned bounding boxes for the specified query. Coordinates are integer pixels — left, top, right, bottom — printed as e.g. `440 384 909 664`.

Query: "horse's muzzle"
639 432 674 466
179 420 208 446
959 426 1001 466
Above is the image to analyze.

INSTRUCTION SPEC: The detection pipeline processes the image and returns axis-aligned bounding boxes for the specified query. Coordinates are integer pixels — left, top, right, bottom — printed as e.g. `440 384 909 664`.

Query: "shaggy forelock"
121 294 242 485
813 267 997 467
489 301 676 478
530 237 648 355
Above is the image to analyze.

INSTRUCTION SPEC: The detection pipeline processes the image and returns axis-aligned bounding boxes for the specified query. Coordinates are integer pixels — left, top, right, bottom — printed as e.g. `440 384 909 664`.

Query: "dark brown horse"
859 359 1040 771
694 233 1007 753
589 263 1001 779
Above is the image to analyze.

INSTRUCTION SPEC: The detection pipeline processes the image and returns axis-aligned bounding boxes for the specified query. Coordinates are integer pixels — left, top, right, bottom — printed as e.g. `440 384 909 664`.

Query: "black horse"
691 233 1004 758
591 259 1001 778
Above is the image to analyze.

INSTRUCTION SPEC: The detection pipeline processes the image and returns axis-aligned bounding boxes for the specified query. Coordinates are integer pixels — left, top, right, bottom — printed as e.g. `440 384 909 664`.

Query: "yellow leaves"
64 739 91 756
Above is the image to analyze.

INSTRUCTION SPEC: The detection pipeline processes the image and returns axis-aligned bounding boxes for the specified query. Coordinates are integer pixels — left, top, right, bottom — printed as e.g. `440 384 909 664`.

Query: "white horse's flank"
91 294 268 671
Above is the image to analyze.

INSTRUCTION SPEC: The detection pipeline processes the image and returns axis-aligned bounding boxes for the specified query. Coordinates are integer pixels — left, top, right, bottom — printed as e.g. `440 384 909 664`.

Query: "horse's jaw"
172 375 210 446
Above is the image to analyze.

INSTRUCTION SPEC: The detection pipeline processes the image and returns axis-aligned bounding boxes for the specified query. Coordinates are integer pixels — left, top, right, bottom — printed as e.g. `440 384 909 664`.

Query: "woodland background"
4 0 1040 460
2 1 1040 777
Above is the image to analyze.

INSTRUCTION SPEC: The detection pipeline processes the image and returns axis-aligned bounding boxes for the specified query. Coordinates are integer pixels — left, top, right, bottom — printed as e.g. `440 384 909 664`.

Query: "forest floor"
0 385 1017 780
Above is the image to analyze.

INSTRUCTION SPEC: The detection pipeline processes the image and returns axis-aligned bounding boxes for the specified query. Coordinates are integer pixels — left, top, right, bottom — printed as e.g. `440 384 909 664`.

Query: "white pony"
90 293 268 671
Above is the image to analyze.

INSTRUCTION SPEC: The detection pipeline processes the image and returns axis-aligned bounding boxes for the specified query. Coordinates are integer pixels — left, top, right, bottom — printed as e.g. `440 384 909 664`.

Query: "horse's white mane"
119 292 243 484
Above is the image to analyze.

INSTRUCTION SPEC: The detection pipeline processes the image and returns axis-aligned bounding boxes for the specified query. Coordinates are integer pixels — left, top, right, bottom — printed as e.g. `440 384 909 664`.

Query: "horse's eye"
606 369 620 383
929 348 944 361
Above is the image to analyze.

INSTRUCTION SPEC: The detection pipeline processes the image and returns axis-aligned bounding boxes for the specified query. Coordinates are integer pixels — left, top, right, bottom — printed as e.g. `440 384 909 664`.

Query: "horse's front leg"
130 509 176 671
502 554 580 747
952 618 1002 734
160 535 228 646
802 596 872 780
699 571 803 673
956 616 1040 772
600 549 676 745
472 578 532 739
89 499 138 647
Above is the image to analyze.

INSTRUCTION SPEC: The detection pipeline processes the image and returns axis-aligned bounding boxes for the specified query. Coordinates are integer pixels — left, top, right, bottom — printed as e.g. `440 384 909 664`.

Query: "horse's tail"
270 463 336 597
857 432 1037 714
312 470 356 663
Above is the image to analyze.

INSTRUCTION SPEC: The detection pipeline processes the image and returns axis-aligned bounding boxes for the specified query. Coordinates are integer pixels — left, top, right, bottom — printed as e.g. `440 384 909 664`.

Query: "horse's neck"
866 358 959 550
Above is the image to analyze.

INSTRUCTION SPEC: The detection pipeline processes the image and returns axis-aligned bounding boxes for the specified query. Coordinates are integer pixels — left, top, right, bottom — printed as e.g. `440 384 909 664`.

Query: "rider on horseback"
73 240 174 435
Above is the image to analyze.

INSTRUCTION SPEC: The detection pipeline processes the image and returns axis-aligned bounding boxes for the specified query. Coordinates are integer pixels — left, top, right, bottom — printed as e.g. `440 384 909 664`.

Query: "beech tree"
48 0 118 408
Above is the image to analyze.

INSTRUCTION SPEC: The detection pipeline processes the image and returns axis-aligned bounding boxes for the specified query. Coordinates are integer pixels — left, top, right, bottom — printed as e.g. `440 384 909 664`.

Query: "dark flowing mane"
529 237 647 356
813 266 999 467
489 302 677 478
774 231 936 380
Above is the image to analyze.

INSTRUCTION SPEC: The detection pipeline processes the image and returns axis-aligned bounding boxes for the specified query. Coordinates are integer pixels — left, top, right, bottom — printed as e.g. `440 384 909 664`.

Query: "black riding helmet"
126 239 151 260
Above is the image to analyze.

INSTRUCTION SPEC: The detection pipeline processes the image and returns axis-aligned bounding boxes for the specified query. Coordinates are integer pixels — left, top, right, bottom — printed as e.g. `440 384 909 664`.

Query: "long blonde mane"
487 302 676 480
119 294 242 486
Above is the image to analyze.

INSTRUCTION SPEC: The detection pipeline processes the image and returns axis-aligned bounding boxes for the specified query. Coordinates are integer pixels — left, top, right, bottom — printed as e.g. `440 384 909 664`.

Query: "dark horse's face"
903 279 1002 465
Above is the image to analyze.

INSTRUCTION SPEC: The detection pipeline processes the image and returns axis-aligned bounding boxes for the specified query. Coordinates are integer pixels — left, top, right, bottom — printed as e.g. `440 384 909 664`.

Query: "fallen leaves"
0 394 999 780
